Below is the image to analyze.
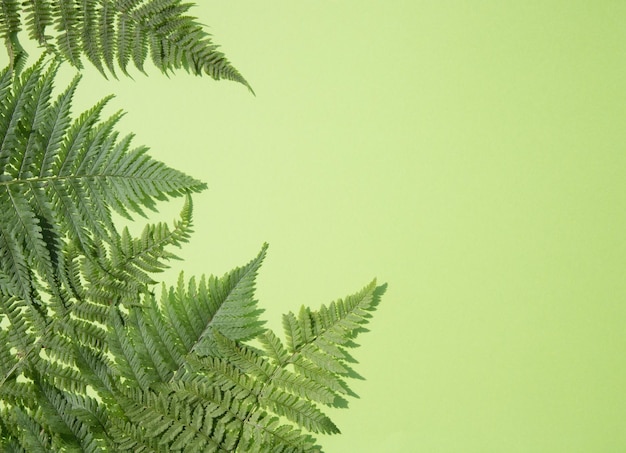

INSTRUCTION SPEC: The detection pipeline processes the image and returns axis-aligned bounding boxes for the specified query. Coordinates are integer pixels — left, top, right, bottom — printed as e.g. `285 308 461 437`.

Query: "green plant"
0 2 386 451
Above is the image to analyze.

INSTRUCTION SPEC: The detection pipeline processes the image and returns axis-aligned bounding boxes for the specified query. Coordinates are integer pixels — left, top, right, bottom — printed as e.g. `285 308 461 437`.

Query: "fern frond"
35 358 88 394
90 246 385 450
24 0 54 46
111 384 237 452
66 393 115 449
0 327 18 379
0 1 252 89
0 59 205 305
109 308 155 389
31 377 89 450
214 332 339 435
237 413 322 453
80 0 105 75
101 244 268 394
0 296 39 354
156 243 267 361
54 0 82 67
136 291 186 378
0 1 22 43
80 194 195 308
0 216 34 302
0 380 36 410
0 0 27 72
282 281 386 390
6 406 53 452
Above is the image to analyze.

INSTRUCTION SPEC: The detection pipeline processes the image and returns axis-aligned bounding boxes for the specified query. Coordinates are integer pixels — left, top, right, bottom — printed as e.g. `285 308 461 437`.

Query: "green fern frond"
0 59 205 304
214 332 339 435
35 358 88 394
282 281 386 389
66 394 115 448
0 0 252 90
0 296 38 354
238 414 321 453
31 377 88 450
80 194 195 309
0 217 34 303
0 380 36 410
24 0 54 46
112 384 238 452
0 328 18 378
134 291 186 378
5 406 53 452
109 308 155 389
0 0 22 42
159 243 268 359
101 244 269 393
0 0 27 72
55 0 82 68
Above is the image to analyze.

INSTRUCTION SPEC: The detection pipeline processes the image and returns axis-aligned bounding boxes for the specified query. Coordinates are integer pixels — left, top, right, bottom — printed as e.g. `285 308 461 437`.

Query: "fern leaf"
260 386 339 435
239 414 321 453
0 0 28 72
81 195 194 307
0 0 252 89
213 332 274 383
108 308 154 390
125 306 175 383
258 329 291 366
7 407 52 452
286 280 383 354
277 282 384 403
115 8 133 75
0 380 36 410
35 359 88 394
66 393 115 449
38 72 80 179
138 292 186 377
0 61 43 176
24 0 54 46
98 0 117 75
0 59 205 307
80 0 106 76
214 332 338 434
54 0 82 67
185 355 256 399
31 377 83 448
159 244 267 360
0 211 35 302
112 385 233 452
0 328 18 379
0 1 22 42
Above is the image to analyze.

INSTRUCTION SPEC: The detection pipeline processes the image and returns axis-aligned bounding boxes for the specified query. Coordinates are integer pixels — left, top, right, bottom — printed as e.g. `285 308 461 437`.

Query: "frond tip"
1 0 253 91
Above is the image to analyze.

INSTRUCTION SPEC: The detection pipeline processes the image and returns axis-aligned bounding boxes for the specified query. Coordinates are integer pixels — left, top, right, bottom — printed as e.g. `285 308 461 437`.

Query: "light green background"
12 1 626 451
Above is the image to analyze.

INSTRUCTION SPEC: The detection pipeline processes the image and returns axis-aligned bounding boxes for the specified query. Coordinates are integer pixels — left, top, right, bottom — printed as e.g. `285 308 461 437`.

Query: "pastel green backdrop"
11 1 626 451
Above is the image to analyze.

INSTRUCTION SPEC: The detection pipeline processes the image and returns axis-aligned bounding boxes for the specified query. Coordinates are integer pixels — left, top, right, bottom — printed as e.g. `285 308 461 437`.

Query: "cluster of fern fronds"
0 2 385 452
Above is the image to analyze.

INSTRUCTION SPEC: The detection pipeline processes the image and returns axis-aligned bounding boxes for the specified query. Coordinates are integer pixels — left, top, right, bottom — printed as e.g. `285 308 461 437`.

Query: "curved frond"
80 194 195 308
281 281 387 399
161 243 268 359
102 247 386 449
0 59 205 303
0 0 27 72
0 1 252 90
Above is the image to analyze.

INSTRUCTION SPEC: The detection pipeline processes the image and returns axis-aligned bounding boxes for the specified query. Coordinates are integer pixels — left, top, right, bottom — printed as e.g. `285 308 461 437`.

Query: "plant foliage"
0 5 385 452
0 0 252 90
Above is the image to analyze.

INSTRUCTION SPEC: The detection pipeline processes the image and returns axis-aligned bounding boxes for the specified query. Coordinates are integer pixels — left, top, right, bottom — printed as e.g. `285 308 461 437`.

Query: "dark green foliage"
0 5 386 451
